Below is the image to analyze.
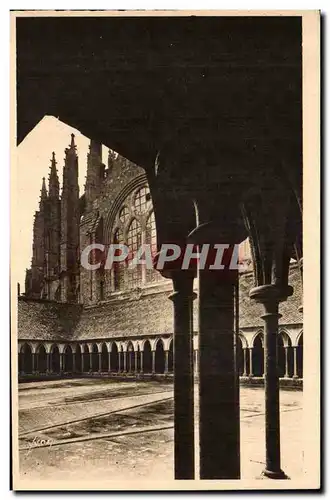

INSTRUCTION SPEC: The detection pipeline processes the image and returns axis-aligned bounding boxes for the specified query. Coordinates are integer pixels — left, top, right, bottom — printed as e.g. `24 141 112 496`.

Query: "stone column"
198 267 240 479
72 353 76 373
169 271 196 480
32 352 36 374
293 346 298 378
118 351 122 372
123 351 127 372
140 350 143 373
89 352 93 372
98 352 102 372
250 284 292 479
284 346 289 378
164 350 169 374
243 348 248 377
249 347 253 376
151 351 156 374
81 351 85 373
60 353 64 373
135 351 138 372
47 352 51 373
108 351 111 372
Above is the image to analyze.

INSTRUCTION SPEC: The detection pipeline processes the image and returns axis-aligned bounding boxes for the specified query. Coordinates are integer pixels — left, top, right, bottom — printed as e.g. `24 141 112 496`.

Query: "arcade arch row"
18 337 173 375
18 330 303 379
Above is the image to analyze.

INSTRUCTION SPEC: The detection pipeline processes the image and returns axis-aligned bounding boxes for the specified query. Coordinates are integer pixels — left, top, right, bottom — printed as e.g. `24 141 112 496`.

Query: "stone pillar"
140 350 143 373
198 267 240 479
164 350 169 374
243 348 248 377
89 352 93 372
250 284 292 479
293 346 298 378
98 352 102 372
151 351 156 374
72 353 76 373
47 352 51 373
169 271 195 480
249 347 253 376
135 351 138 372
60 353 64 373
123 351 127 372
118 351 122 372
81 351 84 373
32 352 36 374
108 351 111 372
284 346 289 378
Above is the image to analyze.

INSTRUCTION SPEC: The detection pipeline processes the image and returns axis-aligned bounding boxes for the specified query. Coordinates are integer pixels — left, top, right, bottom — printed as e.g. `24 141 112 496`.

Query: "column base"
261 469 290 480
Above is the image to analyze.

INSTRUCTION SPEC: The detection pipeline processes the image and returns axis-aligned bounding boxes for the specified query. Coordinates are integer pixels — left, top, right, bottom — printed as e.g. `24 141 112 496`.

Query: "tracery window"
110 184 160 292
113 228 125 291
134 186 151 214
119 206 129 223
127 219 142 288
145 212 159 283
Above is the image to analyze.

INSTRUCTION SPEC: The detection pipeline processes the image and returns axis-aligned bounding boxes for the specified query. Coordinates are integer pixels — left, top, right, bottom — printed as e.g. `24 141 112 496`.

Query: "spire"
39 177 48 207
48 151 60 198
70 133 76 150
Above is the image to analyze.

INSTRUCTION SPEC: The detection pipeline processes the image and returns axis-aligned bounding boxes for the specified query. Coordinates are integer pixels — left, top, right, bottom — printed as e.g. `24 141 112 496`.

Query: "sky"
15 115 109 292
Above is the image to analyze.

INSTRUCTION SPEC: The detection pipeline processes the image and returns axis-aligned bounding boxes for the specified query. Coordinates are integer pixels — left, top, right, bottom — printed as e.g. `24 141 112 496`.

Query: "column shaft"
152 351 156 374
140 351 143 373
293 346 298 378
81 352 84 373
249 348 253 376
261 301 285 478
243 348 247 376
164 351 169 374
169 273 195 480
284 346 289 378
98 352 102 372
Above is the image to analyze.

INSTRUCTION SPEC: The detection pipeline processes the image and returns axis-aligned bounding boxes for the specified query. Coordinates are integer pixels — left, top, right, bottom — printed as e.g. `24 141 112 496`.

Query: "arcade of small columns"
18 337 174 376
18 327 303 379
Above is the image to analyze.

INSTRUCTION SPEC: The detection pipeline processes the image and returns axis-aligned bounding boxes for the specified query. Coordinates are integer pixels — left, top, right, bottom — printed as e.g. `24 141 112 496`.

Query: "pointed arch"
51 344 60 373
155 338 165 374
91 343 99 372
36 344 47 373
110 342 119 372
20 343 33 374
64 345 73 372
252 332 264 377
83 344 90 372
101 342 108 371
75 343 82 373
143 339 152 373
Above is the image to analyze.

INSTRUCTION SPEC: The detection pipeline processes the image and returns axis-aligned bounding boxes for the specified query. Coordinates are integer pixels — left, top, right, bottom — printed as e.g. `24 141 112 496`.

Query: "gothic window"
113 228 125 291
127 218 142 288
145 211 159 283
134 186 151 214
119 206 129 223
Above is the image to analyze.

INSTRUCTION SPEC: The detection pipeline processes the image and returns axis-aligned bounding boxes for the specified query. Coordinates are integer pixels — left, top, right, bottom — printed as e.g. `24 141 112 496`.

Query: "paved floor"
18 378 303 483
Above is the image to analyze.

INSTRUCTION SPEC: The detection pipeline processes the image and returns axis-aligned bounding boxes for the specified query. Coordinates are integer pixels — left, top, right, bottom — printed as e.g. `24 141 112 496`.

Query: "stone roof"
18 265 302 342
17 299 82 342
239 264 303 328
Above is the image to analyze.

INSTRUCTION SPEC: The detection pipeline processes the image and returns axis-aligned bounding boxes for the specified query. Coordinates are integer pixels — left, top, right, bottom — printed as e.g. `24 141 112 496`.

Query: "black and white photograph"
11 10 320 490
